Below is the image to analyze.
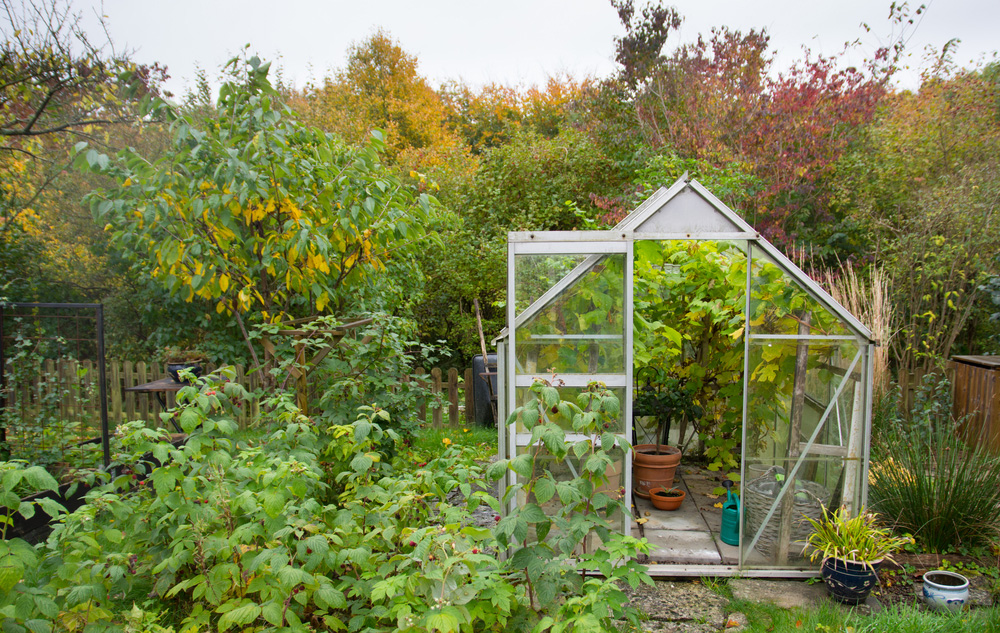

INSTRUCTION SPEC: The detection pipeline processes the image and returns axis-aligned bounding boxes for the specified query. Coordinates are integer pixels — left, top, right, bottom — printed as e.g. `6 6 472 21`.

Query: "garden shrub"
869 375 1000 552
0 369 652 632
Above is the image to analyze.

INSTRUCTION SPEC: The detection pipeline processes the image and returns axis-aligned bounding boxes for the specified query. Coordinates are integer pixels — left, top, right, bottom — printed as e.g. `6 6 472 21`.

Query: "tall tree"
291 29 458 161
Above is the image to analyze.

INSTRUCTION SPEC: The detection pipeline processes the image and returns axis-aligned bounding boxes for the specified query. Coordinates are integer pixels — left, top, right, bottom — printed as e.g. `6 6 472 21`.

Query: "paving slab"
730 578 829 610
624 580 729 633
635 484 707 531
646 529 722 565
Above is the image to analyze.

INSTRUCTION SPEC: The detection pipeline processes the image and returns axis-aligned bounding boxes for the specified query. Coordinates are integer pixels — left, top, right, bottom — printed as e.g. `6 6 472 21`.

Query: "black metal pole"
96 305 110 469
0 303 7 456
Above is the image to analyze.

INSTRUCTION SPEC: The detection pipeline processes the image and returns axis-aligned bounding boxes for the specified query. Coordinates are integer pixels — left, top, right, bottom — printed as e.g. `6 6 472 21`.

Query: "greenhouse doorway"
496 176 875 577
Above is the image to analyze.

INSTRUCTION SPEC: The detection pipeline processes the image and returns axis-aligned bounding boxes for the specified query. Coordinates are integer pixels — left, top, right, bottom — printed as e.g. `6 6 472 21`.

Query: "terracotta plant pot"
649 486 685 511
632 444 681 499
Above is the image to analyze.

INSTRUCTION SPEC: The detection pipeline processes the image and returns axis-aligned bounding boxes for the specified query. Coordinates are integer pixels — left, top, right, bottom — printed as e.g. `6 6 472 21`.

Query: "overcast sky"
80 0 998 98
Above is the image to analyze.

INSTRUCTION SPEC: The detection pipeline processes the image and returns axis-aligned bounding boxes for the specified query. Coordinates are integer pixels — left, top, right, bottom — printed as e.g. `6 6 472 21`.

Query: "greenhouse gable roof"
495 176 874 344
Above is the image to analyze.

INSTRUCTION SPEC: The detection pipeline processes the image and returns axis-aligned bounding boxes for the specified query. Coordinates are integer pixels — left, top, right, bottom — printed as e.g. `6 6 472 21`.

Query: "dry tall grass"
811 263 894 400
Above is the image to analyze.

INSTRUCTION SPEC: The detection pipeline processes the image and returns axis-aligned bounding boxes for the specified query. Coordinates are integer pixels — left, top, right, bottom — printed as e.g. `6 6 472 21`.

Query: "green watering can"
720 479 740 546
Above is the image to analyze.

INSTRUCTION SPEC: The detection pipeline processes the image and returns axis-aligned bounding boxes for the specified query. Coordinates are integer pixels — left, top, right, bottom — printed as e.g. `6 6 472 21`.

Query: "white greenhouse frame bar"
494 176 876 577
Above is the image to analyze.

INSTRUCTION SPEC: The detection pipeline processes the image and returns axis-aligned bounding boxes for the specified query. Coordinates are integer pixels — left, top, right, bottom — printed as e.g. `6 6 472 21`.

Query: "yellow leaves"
216 300 227 314
307 253 330 275
219 274 230 293
316 292 330 312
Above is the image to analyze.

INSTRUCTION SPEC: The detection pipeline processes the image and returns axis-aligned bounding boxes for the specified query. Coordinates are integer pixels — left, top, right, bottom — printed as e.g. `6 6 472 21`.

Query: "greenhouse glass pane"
513 443 627 553
514 386 626 434
515 254 625 375
514 253 589 315
742 338 864 567
748 246 851 337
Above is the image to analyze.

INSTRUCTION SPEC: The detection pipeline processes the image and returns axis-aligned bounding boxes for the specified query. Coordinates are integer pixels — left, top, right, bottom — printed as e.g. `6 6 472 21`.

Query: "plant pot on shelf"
649 486 685 511
821 557 881 604
633 444 681 499
167 362 203 384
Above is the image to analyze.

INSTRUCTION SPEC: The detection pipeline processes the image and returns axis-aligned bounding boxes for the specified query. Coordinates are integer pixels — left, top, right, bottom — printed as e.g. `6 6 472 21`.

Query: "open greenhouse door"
503 232 633 546
740 243 873 570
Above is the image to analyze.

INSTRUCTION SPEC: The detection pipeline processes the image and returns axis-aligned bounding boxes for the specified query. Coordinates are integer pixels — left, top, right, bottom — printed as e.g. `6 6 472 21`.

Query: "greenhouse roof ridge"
614 175 757 236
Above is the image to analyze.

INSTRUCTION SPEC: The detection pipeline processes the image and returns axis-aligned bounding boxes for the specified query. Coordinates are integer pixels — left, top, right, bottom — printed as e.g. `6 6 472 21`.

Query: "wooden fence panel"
950 359 1000 453
5 359 479 432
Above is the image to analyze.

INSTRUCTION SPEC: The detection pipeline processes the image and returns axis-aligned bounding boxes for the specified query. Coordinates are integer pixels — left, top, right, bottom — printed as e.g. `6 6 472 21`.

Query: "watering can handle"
722 478 738 507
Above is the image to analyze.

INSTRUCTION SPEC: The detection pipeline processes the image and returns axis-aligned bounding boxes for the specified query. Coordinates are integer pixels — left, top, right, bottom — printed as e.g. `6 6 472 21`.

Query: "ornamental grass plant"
804 506 912 566
868 376 1000 552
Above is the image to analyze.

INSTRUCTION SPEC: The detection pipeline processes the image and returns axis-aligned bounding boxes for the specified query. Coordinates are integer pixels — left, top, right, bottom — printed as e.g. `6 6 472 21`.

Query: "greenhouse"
495 176 876 576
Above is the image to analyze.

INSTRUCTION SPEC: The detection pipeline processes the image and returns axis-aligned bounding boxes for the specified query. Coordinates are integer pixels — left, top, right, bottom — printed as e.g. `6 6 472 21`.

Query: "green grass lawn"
409 423 497 461
726 595 1000 632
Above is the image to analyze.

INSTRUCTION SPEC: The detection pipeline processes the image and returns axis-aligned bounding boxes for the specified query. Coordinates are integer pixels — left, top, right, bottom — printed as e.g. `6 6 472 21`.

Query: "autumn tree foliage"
622 23 888 252
837 62 1000 383
81 57 438 373
441 76 594 154
291 29 459 163
0 0 168 303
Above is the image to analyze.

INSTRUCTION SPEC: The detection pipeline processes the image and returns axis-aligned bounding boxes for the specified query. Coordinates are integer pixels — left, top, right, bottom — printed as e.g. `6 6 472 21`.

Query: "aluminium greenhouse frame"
495 176 876 577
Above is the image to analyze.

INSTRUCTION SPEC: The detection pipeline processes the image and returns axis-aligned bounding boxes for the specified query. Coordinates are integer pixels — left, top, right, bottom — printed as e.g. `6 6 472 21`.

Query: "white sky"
80 0 999 98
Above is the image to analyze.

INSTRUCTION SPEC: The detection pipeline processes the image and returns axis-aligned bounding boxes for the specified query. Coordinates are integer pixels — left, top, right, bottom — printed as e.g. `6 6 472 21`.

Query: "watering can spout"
720 479 740 546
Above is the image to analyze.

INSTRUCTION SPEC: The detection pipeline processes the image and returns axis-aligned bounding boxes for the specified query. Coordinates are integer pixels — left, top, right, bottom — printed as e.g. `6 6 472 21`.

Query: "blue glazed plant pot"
923 570 969 612
821 557 881 604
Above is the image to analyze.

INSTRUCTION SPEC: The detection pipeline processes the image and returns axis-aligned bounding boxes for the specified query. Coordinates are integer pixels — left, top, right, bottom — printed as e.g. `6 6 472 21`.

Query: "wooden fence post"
136 362 149 423
464 368 475 426
431 368 443 428
447 368 459 428
109 361 122 425
413 368 428 423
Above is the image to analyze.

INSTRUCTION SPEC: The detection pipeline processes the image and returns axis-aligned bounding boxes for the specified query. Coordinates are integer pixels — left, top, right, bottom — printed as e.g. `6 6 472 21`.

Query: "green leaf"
425 610 459 633
350 453 373 473
217 601 261 630
509 454 533 478
24 619 51 633
179 408 202 433
486 460 509 482
533 477 555 505
21 467 58 493
314 583 347 609
260 489 285 517
261 601 283 626
540 387 560 408
520 503 548 524
0 553 24 591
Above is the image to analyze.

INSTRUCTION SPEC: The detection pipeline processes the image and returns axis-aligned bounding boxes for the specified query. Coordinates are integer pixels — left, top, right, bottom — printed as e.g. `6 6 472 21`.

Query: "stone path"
624 578 871 632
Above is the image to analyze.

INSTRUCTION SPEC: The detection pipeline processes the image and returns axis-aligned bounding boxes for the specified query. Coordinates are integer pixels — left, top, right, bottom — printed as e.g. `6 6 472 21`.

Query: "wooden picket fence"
2 359 480 433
